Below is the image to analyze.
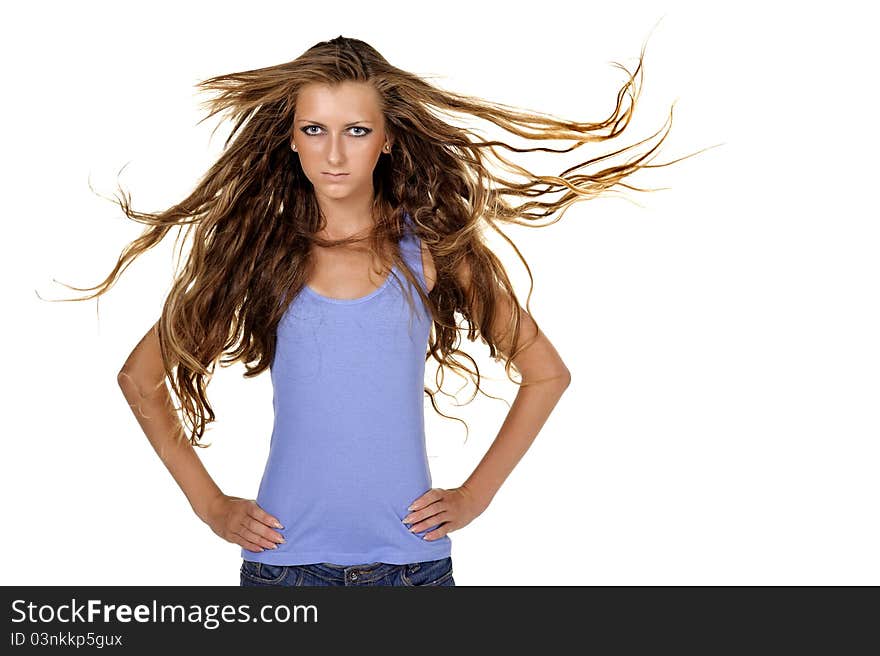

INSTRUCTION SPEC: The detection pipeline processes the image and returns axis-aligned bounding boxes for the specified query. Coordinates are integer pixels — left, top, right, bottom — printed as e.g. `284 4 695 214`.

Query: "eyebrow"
296 119 373 127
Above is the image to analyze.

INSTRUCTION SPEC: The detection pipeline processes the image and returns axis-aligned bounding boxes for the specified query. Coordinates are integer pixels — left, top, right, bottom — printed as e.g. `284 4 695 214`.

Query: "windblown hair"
53 35 708 447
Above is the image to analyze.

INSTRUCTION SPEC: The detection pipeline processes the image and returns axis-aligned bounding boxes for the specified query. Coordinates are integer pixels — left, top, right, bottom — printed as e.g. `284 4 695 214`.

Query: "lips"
322 172 348 177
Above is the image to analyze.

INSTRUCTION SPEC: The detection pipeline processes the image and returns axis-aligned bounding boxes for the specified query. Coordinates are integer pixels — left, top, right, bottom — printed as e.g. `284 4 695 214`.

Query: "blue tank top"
242 211 453 566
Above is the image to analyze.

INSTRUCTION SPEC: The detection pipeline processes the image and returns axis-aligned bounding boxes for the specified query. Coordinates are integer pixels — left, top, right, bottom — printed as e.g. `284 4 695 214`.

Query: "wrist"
193 490 225 524
460 481 493 511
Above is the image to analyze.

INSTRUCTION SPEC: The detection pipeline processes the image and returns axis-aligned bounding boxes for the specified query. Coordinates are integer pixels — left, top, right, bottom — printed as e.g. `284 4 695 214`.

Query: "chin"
320 186 351 196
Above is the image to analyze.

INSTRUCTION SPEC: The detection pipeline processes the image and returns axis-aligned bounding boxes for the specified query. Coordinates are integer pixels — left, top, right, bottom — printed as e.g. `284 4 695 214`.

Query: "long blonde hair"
50 35 710 446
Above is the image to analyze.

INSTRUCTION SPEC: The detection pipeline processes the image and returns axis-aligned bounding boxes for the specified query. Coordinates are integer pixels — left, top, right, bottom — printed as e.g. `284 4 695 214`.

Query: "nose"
326 133 346 165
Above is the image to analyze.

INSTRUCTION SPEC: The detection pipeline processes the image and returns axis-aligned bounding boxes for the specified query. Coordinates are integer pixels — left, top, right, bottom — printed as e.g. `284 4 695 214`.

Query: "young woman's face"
291 81 390 202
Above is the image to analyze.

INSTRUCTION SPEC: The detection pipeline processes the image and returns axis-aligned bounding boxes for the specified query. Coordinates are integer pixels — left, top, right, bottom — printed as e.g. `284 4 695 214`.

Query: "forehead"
295 81 382 119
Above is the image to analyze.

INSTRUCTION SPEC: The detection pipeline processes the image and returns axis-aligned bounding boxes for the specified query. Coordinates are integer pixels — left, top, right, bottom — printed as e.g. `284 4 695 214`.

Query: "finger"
249 503 284 529
237 525 279 550
231 526 267 552
409 510 450 534
238 537 266 553
403 501 447 527
243 514 285 544
242 516 285 546
423 524 451 541
408 488 440 512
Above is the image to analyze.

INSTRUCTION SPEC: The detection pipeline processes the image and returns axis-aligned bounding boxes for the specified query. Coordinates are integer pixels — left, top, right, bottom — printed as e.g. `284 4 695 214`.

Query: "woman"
65 35 693 585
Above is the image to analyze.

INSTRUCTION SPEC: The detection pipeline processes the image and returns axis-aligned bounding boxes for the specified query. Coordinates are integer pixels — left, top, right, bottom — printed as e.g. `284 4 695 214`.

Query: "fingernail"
275 521 283 528
407 505 414 511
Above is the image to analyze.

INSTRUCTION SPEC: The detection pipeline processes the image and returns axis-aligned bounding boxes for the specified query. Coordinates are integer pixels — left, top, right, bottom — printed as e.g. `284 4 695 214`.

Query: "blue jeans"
240 556 455 587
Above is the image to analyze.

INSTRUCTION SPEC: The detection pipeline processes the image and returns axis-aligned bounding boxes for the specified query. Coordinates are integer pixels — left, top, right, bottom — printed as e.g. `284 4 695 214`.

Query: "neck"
314 189 376 239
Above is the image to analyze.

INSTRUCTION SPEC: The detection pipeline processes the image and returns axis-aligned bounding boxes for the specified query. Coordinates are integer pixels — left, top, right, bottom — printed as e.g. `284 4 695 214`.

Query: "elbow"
117 369 132 391
117 365 140 391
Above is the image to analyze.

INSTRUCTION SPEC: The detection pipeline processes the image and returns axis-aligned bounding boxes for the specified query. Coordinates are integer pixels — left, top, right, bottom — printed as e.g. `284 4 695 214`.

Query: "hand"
203 494 286 553
402 486 489 541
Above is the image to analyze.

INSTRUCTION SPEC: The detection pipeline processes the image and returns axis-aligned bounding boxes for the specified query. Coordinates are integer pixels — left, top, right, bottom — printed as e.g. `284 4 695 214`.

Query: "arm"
116 321 223 523
456 262 571 510
404 258 570 538
116 322 285 552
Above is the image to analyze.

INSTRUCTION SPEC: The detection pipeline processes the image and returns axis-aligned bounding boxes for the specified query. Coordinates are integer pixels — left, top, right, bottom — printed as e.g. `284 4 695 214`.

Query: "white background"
3 1 878 585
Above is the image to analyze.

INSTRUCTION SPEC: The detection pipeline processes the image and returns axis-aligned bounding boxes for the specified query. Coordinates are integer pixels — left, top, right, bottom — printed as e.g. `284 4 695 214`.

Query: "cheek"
336 154 381 179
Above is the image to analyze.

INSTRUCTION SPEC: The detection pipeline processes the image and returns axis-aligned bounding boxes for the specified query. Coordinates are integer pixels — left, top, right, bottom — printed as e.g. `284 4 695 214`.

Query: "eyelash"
300 125 371 137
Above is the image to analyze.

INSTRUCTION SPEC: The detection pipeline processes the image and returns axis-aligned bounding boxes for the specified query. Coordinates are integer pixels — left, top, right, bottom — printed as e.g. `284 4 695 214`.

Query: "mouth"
322 172 349 178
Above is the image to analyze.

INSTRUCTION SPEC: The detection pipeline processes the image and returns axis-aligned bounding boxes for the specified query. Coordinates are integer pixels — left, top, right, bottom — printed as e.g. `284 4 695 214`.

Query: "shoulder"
404 210 437 294
416 245 478 299
452 255 474 295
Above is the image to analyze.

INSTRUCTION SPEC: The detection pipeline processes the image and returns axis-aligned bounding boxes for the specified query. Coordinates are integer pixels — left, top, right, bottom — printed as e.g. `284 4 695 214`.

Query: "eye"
300 125 372 137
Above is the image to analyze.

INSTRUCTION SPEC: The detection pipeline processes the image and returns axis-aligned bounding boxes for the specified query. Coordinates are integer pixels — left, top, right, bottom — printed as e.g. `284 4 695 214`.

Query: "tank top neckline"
301 211 417 306
303 263 399 305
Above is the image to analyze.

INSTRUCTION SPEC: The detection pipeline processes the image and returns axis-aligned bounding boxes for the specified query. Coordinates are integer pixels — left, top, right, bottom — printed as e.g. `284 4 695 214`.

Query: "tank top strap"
399 211 427 292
